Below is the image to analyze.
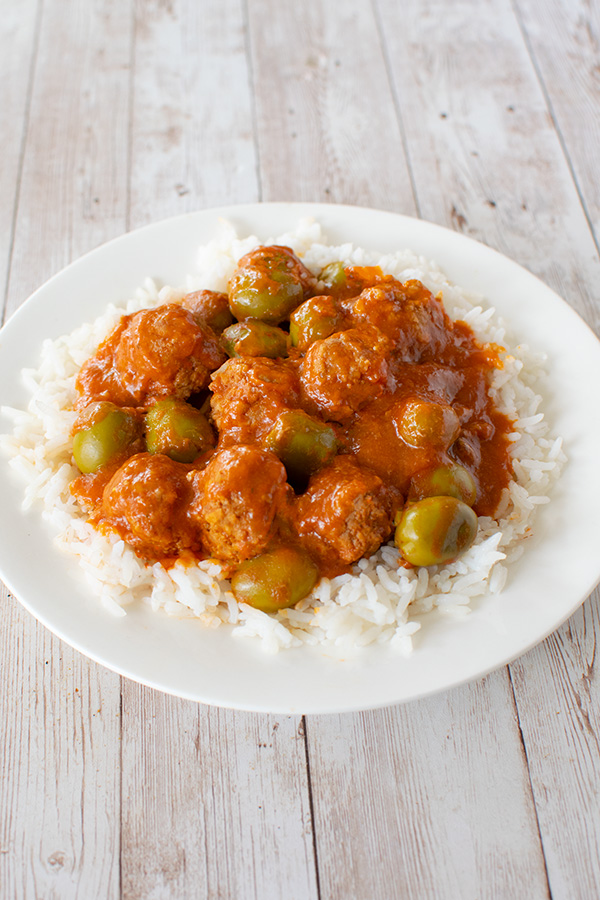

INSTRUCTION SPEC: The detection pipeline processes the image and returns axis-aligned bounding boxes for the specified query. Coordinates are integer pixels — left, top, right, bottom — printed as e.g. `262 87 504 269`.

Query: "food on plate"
265 410 338 487
69 241 510 583
228 244 316 323
72 402 143 474
394 497 478 567
407 462 477 505
188 445 287 563
293 455 398 572
145 399 214 462
1 221 565 652
221 320 290 359
76 303 225 406
102 453 199 559
231 547 319 614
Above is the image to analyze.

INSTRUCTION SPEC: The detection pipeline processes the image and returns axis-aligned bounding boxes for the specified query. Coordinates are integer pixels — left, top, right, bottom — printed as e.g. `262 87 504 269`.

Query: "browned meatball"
292 455 399 573
300 325 392 422
114 305 225 403
101 453 199 558
210 357 301 445
188 445 288 562
347 280 453 362
77 304 225 407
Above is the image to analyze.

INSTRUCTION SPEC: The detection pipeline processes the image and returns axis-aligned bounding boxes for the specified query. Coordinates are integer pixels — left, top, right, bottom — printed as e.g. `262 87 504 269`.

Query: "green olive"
229 247 307 324
266 410 337 486
394 496 478 567
231 547 319 613
199 293 234 333
145 399 214 463
395 399 461 450
318 261 347 289
72 405 140 474
221 321 289 359
289 296 340 350
208 304 235 334
408 463 477 507
182 290 234 334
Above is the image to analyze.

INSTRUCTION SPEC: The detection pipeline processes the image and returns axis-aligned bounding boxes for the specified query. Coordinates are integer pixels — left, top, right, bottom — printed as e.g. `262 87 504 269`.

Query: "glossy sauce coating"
70 252 513 578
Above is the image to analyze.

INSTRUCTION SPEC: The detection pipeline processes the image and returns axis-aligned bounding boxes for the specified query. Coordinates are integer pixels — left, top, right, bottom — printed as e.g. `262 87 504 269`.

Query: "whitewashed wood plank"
4 0 133 318
250 3 547 900
129 0 257 227
374 0 600 896
122 3 317 898
307 674 549 899
249 1 549 896
0 588 121 900
375 0 600 334
121 690 317 900
0 0 133 897
514 0 600 254
246 0 417 213
0 0 39 322
509 588 600 900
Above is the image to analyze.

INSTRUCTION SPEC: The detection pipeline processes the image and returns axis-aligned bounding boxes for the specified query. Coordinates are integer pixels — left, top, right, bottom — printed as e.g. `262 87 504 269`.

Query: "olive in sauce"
70 243 513 610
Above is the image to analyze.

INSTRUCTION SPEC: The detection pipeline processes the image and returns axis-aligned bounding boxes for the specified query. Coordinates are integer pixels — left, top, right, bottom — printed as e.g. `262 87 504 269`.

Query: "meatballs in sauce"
70 243 513 612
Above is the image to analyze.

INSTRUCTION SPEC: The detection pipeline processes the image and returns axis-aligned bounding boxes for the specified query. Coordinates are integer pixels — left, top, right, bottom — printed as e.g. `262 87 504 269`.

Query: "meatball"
347 280 453 362
300 325 391 422
101 453 199 558
189 445 288 562
114 305 225 402
77 304 225 406
293 455 399 572
210 357 301 445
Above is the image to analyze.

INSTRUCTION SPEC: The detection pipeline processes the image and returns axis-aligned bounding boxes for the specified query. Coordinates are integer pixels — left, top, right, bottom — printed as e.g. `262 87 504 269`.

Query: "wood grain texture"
4 0 133 318
375 0 600 333
0 0 39 323
250 2 553 897
509 588 600 900
246 0 417 213
129 0 258 227
0 589 121 900
510 4 600 886
0 1 131 897
514 0 600 255
307 674 550 900
0 0 599 896
374 0 600 895
121 4 317 898
121 692 317 900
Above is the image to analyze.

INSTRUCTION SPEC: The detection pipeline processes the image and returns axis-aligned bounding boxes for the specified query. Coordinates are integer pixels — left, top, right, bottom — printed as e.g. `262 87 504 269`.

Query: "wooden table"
1 1 599 897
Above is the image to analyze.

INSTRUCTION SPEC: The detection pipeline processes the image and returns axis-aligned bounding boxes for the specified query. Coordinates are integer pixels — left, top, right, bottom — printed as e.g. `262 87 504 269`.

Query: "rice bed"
0 219 566 654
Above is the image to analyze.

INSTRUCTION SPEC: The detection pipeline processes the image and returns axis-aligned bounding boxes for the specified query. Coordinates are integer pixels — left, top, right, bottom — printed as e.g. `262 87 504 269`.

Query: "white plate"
1 203 599 714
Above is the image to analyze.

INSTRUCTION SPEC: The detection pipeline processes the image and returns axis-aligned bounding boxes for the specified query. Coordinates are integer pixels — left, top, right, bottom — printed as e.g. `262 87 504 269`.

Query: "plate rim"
1 201 600 713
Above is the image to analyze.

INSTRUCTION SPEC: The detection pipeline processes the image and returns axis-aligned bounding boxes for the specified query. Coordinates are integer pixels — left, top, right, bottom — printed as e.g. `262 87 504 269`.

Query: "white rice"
0 218 566 654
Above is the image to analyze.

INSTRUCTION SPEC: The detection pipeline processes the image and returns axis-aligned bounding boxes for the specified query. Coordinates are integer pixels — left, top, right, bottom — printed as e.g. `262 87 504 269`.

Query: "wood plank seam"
242 0 263 202
510 0 600 260
1 0 43 326
121 3 136 895
302 716 322 900
118 687 124 900
507 665 553 898
125 0 137 234
371 0 422 218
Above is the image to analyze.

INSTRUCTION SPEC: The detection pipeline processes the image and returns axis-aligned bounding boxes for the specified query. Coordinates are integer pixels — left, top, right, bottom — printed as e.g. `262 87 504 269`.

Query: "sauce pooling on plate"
70 245 513 612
